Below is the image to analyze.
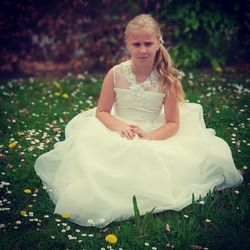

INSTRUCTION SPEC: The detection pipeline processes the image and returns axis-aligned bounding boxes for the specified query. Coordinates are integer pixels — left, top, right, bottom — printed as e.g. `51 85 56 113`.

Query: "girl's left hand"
130 125 152 140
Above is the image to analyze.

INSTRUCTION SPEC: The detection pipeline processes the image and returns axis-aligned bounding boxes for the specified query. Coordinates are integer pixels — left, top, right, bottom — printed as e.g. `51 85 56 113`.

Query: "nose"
139 45 147 54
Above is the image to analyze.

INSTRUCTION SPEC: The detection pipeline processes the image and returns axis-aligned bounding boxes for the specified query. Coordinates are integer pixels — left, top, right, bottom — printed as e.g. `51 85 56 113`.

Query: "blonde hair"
125 14 185 102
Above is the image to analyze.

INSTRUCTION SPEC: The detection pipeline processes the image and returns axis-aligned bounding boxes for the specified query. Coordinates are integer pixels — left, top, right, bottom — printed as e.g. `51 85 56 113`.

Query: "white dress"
34 60 243 228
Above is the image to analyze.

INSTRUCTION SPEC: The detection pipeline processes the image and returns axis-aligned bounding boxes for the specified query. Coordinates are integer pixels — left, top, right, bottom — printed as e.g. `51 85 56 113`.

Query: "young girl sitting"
35 14 243 228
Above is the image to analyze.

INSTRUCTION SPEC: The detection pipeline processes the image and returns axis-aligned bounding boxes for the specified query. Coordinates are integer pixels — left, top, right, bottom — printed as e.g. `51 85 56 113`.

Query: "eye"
132 43 140 47
145 42 153 47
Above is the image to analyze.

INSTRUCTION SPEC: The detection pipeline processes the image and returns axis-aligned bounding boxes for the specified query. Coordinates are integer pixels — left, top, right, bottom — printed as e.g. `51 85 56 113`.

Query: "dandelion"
215 66 222 72
52 81 61 88
62 93 69 99
24 189 32 194
54 92 61 96
8 141 17 148
145 242 150 246
20 210 28 217
105 234 118 244
61 212 70 219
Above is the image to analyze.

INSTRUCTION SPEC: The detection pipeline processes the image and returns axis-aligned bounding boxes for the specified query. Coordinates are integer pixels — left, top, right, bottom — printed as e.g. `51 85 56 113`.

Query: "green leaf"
132 195 141 227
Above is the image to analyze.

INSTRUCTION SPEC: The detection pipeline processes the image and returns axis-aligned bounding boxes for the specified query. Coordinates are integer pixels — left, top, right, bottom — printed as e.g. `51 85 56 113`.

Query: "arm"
95 68 137 139
133 88 180 140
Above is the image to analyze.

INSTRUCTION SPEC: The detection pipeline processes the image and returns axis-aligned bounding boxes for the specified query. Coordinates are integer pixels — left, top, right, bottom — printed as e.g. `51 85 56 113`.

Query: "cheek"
126 45 134 54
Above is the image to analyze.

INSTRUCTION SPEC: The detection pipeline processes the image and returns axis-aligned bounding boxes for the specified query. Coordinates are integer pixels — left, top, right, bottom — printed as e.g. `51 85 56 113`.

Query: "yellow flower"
8 141 17 148
20 210 28 217
54 92 61 96
215 66 222 72
28 204 33 208
52 81 61 88
62 93 69 99
61 212 70 218
24 188 32 194
105 234 118 244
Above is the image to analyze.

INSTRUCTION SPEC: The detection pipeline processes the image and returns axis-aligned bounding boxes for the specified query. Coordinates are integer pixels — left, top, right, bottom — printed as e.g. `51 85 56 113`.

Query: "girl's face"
126 29 160 64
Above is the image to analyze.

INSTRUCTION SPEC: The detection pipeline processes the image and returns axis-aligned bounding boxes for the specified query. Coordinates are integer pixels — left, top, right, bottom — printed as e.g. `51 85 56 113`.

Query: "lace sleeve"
112 65 118 88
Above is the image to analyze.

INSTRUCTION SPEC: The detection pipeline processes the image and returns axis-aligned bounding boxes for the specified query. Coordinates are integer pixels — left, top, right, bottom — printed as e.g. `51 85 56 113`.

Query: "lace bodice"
112 60 165 125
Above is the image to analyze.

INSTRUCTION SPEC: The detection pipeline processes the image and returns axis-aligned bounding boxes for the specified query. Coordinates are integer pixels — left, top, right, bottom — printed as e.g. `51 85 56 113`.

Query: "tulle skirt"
34 103 243 228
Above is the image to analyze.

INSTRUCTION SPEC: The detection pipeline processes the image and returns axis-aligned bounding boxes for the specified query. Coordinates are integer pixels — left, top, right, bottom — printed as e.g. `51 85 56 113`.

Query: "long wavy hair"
125 14 185 102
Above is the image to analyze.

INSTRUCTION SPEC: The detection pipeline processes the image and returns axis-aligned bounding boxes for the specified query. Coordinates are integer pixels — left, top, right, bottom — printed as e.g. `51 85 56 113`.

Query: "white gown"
34 60 243 228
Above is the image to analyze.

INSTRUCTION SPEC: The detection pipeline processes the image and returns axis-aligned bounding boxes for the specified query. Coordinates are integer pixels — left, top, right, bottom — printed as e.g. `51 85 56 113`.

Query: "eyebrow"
131 41 154 43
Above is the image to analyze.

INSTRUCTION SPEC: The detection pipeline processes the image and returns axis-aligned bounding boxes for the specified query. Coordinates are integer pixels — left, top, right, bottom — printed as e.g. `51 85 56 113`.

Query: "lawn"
0 68 249 250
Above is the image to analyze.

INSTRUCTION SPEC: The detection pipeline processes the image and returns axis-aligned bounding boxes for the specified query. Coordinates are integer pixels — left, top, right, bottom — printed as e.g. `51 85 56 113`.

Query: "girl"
35 14 243 228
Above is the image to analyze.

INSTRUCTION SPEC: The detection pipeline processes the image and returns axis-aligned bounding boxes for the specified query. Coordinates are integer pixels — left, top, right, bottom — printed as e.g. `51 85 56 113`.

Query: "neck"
131 59 154 76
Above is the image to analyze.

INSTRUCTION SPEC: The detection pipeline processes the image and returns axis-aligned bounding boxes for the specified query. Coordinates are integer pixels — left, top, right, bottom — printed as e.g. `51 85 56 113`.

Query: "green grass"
0 69 249 250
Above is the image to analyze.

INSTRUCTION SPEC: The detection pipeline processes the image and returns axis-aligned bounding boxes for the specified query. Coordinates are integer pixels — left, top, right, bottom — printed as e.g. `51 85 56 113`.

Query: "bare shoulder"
101 66 116 88
102 60 127 87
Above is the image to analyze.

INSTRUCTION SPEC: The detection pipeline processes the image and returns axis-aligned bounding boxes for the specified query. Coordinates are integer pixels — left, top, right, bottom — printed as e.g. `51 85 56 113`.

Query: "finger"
129 124 140 129
119 131 124 138
125 129 133 139
128 130 136 139
133 128 142 137
123 130 132 140
131 127 139 133
138 136 145 140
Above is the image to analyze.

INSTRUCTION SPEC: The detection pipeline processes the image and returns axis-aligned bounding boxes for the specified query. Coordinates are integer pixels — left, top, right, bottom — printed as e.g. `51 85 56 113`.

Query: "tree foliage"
0 0 248 77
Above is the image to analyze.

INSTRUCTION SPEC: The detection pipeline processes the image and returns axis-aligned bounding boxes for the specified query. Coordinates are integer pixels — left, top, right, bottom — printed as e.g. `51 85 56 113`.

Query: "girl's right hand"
118 124 138 140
